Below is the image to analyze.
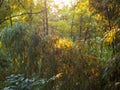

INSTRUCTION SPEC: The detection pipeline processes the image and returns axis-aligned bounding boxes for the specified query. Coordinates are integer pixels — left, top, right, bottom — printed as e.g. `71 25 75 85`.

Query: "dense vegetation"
0 0 120 90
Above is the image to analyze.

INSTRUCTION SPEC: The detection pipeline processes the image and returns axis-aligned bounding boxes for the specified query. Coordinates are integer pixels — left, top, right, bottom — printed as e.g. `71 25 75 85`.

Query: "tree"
89 0 120 29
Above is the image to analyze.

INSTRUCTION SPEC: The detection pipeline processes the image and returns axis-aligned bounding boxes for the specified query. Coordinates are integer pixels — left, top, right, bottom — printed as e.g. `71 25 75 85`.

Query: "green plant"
3 73 61 90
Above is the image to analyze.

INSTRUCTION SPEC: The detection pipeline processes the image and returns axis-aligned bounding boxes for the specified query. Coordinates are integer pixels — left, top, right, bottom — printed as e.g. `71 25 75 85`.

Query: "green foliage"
50 20 70 36
0 0 119 90
0 23 115 90
0 0 12 23
101 54 120 90
89 0 120 27
3 74 45 90
1 22 27 47
3 73 62 90
0 22 29 74
26 34 103 90
0 46 11 81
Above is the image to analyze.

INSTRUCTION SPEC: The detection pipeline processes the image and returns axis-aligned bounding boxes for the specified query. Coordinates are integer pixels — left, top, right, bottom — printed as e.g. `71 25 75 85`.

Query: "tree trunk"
44 0 48 35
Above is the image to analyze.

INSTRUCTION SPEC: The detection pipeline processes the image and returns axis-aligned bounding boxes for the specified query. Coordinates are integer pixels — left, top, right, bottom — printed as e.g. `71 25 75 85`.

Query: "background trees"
0 0 120 90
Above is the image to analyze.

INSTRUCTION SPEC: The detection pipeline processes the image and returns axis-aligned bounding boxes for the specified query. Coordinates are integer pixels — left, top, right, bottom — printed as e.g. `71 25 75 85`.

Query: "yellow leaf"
54 38 73 49
55 73 63 78
104 29 116 44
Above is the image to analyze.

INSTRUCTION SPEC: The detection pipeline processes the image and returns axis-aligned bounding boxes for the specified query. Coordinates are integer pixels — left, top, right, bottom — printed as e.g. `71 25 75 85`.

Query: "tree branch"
0 10 44 24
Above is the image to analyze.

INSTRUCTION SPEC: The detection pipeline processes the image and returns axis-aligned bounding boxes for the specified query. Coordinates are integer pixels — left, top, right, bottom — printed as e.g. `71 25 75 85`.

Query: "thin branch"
0 10 44 24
